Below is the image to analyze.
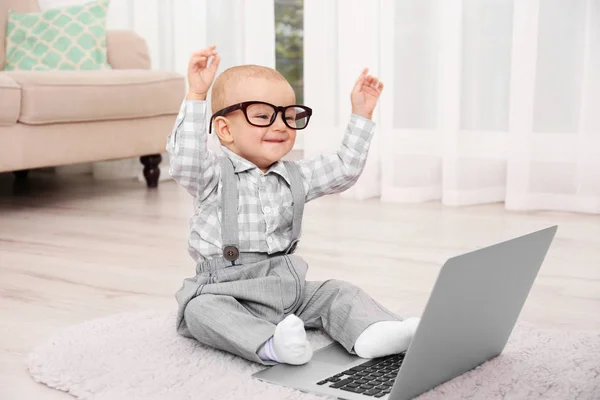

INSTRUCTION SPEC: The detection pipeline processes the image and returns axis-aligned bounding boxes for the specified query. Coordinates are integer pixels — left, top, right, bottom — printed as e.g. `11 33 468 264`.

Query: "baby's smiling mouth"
263 137 288 143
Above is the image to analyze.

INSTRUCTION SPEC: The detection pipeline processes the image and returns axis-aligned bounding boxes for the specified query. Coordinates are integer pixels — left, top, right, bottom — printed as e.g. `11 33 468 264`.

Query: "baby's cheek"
242 136 262 152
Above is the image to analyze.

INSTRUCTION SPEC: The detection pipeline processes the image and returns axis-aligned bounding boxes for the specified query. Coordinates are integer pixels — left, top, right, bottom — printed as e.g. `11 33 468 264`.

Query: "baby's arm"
166 100 219 199
166 46 221 199
297 115 375 202
297 68 383 202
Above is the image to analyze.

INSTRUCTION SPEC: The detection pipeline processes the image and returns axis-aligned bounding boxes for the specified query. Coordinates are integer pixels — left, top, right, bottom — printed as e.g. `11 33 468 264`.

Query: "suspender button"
223 245 239 261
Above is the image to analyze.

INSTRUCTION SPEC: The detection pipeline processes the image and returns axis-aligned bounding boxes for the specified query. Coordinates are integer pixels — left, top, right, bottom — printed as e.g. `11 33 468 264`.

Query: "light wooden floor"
1 172 599 400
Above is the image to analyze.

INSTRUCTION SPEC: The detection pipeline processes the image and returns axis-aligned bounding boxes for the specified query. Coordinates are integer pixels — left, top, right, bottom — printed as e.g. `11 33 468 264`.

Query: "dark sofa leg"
140 154 162 188
13 169 30 180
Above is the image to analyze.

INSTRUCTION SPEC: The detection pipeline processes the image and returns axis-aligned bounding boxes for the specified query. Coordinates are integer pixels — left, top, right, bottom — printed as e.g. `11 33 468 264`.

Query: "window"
275 0 304 105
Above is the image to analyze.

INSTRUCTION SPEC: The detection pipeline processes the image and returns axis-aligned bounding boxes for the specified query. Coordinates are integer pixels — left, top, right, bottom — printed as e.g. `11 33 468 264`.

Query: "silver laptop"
252 225 558 400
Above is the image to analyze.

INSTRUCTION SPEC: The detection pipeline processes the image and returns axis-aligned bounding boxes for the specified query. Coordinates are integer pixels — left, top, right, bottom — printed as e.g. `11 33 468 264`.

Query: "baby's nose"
271 112 288 130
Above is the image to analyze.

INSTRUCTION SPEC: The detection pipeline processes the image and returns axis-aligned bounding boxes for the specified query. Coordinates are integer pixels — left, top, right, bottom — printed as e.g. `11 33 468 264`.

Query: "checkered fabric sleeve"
166 100 220 200
297 114 376 202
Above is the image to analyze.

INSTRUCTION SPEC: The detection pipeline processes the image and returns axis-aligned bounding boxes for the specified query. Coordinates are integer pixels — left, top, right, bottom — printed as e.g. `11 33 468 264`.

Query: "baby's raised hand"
350 68 384 120
186 45 221 101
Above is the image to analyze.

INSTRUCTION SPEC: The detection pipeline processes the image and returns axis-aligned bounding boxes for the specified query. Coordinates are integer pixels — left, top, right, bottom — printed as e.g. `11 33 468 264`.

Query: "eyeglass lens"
246 103 309 129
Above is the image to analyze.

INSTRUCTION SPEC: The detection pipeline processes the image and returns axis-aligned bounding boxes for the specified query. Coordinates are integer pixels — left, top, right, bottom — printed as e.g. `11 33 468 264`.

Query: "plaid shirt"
166 100 376 262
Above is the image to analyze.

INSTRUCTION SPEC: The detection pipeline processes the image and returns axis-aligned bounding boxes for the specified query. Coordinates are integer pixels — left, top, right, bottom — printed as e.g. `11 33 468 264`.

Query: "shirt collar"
220 146 291 185
220 146 254 173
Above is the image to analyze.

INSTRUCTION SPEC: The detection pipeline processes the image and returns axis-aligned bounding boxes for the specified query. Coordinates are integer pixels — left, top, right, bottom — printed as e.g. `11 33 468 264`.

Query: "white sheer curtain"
506 0 600 213
304 0 600 213
304 0 382 200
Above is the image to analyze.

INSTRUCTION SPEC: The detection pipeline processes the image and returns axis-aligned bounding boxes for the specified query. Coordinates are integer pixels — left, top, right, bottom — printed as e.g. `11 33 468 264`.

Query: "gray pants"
176 253 401 365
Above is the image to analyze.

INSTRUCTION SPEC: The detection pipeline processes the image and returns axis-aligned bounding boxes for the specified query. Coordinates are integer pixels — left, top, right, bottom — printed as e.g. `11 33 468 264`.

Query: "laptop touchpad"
312 342 361 366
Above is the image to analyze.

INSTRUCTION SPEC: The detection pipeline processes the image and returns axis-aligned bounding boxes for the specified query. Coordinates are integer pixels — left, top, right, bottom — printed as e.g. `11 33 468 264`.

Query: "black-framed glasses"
209 101 313 133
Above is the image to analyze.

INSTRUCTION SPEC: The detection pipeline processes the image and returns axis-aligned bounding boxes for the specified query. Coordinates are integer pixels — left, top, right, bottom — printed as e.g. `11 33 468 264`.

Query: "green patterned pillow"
4 0 112 71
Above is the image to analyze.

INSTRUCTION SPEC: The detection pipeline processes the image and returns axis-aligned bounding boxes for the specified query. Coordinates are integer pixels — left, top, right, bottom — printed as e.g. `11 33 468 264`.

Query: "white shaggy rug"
28 310 600 400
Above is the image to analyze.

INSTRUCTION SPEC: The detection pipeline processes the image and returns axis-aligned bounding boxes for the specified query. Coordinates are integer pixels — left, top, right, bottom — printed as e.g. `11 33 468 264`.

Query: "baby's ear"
214 117 233 144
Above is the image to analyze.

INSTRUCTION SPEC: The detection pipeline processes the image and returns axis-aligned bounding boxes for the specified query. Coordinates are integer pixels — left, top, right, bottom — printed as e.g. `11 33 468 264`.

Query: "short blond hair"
211 65 288 113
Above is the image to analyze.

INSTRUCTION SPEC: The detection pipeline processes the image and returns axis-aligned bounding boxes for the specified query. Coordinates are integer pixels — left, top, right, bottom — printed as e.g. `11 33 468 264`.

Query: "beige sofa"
0 0 185 187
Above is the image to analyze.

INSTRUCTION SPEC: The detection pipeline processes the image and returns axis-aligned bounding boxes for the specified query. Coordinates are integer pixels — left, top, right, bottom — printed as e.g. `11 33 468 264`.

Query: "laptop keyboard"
315 352 405 397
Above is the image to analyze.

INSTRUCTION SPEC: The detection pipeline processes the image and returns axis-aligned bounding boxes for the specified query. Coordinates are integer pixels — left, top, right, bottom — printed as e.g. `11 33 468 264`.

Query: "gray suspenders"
219 156 305 264
220 157 241 262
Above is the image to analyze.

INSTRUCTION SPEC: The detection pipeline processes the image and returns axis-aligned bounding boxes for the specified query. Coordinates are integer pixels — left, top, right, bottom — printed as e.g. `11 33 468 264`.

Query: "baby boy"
167 45 420 366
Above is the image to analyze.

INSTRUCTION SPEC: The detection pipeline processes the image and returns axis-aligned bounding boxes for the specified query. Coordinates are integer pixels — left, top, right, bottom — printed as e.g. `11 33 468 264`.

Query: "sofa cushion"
106 30 150 70
0 0 40 70
0 73 21 125
4 69 186 125
4 0 112 71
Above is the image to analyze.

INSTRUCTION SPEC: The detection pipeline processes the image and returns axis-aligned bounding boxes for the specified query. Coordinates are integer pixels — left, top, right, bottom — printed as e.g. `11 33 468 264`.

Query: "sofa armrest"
106 30 151 69
0 72 21 126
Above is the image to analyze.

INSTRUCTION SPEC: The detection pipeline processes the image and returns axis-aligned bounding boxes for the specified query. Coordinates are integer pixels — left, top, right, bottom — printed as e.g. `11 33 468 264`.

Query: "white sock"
257 314 313 365
354 317 420 359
